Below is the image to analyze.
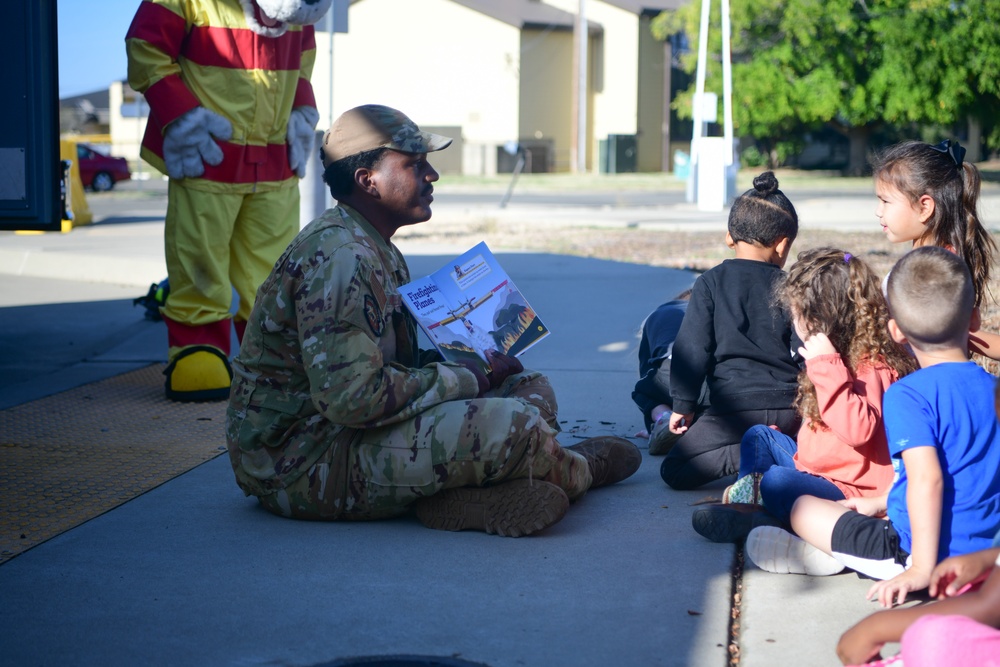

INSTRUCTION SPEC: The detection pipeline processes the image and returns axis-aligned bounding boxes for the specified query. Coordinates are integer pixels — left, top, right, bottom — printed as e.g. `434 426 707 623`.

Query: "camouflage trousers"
257 370 593 520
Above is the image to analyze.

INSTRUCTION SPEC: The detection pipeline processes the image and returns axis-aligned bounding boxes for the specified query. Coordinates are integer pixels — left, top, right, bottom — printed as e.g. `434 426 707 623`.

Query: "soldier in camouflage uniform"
226 105 641 537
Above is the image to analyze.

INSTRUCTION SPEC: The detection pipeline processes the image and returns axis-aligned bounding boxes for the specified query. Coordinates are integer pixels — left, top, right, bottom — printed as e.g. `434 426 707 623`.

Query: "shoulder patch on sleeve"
363 294 385 337
358 263 387 312
355 260 389 337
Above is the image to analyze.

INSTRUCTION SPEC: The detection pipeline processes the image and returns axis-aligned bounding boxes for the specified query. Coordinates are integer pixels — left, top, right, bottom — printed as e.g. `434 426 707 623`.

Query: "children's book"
399 242 550 371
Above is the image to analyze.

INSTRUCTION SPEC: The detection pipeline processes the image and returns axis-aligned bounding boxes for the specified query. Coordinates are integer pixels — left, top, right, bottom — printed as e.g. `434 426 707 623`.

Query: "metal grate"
0 363 227 563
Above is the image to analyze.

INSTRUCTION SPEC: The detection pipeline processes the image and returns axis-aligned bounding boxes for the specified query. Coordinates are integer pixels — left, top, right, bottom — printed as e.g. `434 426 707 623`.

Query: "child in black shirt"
661 171 802 490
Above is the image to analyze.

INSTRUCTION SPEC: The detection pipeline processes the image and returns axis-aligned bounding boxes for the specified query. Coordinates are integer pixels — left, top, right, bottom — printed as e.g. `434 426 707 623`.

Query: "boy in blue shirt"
746 246 1000 608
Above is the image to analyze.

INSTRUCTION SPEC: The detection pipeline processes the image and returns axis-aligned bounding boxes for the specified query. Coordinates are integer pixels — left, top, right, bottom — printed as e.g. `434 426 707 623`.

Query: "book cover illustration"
400 242 549 368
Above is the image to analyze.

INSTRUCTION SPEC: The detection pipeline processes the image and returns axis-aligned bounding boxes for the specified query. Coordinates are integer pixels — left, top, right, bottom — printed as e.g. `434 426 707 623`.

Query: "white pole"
577 0 588 173
721 0 733 167
326 10 337 209
687 0 711 202
137 97 146 188
327 11 335 128
301 12 336 227
299 130 327 228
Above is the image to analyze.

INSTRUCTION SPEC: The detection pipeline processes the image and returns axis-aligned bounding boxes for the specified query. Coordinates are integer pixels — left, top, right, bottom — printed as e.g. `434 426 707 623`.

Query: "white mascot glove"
162 106 233 179
286 106 320 178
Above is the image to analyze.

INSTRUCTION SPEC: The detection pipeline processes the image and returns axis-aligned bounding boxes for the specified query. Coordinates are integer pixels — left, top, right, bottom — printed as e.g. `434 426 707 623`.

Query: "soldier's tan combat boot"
414 479 569 537
565 436 642 488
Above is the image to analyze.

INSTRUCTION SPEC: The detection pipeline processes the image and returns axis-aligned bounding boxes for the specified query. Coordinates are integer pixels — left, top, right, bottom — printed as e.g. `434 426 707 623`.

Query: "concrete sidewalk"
0 181 895 666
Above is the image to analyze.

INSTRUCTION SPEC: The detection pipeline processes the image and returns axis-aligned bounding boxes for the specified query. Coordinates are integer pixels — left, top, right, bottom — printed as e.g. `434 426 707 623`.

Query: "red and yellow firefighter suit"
125 0 318 401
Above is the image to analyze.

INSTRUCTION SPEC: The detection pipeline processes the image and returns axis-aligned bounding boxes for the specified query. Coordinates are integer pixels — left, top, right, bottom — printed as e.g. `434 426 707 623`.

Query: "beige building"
542 0 687 172
108 82 148 172
109 0 689 176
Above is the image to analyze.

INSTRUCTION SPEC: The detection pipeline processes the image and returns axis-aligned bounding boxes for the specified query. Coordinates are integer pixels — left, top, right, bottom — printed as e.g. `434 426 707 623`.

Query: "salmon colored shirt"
793 353 898 498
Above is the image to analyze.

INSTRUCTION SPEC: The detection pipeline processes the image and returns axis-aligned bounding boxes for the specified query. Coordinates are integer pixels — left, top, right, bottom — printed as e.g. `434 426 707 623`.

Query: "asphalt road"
89 175 883 212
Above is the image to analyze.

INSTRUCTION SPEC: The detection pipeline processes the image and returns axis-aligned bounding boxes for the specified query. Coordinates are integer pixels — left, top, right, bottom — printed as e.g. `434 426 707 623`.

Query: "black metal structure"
0 0 63 232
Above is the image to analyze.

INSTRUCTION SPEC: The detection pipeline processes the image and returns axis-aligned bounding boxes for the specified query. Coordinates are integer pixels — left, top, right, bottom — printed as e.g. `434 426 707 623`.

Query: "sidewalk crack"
727 544 745 666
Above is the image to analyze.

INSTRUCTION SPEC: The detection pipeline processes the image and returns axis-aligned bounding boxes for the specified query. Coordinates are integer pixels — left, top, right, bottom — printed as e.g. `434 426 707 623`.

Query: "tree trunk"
845 126 871 176
967 116 982 164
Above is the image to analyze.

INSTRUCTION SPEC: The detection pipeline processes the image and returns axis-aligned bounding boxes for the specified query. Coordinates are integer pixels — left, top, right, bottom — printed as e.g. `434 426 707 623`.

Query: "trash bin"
673 150 690 180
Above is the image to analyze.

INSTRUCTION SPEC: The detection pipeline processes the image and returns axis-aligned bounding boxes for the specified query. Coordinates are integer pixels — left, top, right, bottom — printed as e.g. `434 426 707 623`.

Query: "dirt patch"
400 222 904 273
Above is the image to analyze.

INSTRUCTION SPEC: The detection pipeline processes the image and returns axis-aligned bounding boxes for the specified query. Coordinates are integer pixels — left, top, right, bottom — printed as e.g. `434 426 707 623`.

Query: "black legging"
660 408 800 490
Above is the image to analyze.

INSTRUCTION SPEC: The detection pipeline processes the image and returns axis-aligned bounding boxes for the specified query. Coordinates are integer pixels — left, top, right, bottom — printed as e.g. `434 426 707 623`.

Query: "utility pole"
572 0 588 173
327 10 335 127
687 0 734 210
301 2 348 227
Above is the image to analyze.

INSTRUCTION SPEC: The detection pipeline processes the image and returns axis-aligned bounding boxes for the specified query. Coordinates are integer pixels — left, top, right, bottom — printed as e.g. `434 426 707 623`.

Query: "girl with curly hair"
692 247 916 544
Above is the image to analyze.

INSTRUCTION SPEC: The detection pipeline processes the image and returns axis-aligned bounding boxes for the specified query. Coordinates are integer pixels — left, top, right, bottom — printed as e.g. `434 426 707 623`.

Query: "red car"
76 143 131 192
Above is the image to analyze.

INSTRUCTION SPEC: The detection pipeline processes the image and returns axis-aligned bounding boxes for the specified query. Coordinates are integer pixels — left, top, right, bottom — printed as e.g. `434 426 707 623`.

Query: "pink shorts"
900 614 1000 667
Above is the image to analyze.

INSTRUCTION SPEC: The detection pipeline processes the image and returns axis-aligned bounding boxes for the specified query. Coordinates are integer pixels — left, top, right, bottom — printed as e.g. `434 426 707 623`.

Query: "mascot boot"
163 318 234 402
164 345 233 402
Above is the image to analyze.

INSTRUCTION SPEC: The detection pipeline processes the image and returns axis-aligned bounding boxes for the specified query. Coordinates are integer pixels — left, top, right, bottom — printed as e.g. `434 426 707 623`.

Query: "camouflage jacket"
226 204 481 496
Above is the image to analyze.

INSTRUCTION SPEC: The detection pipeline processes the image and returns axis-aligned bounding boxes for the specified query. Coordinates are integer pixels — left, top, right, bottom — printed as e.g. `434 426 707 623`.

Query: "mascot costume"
126 0 333 401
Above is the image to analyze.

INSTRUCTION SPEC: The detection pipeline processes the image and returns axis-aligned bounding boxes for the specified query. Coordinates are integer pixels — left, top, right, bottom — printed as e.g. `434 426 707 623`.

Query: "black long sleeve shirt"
669 259 801 415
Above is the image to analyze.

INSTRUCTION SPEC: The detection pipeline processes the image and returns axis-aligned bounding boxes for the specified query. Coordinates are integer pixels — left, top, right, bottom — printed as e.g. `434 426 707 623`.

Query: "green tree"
653 0 877 171
654 0 1000 172
870 1 1000 155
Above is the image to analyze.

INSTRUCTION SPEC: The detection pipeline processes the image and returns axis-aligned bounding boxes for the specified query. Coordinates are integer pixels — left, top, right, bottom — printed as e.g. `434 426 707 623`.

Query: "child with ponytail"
873 139 999 358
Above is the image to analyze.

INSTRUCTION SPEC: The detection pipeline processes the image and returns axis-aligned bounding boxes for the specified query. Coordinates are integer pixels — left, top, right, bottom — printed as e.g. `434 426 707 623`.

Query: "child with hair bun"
661 171 802 490
692 248 915 543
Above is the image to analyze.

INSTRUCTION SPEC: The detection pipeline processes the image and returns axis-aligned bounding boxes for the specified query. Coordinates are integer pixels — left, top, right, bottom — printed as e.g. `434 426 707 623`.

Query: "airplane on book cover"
430 282 545 357
431 293 495 328
427 294 499 359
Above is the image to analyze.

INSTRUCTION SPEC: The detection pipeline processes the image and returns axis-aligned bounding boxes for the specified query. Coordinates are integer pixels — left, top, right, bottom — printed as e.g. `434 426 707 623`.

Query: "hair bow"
930 139 966 167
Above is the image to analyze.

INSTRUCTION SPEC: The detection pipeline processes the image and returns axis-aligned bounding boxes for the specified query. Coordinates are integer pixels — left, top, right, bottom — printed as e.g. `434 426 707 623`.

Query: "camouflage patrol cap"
321 104 453 167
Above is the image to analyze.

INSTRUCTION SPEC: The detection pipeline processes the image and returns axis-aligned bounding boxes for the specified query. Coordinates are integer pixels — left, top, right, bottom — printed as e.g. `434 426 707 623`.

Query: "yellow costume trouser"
162 179 299 358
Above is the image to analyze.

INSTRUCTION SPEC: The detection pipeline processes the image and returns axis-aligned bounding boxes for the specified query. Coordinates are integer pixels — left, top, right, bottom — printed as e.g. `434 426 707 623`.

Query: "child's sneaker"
745 526 845 576
691 503 783 543
648 416 681 455
722 472 764 506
